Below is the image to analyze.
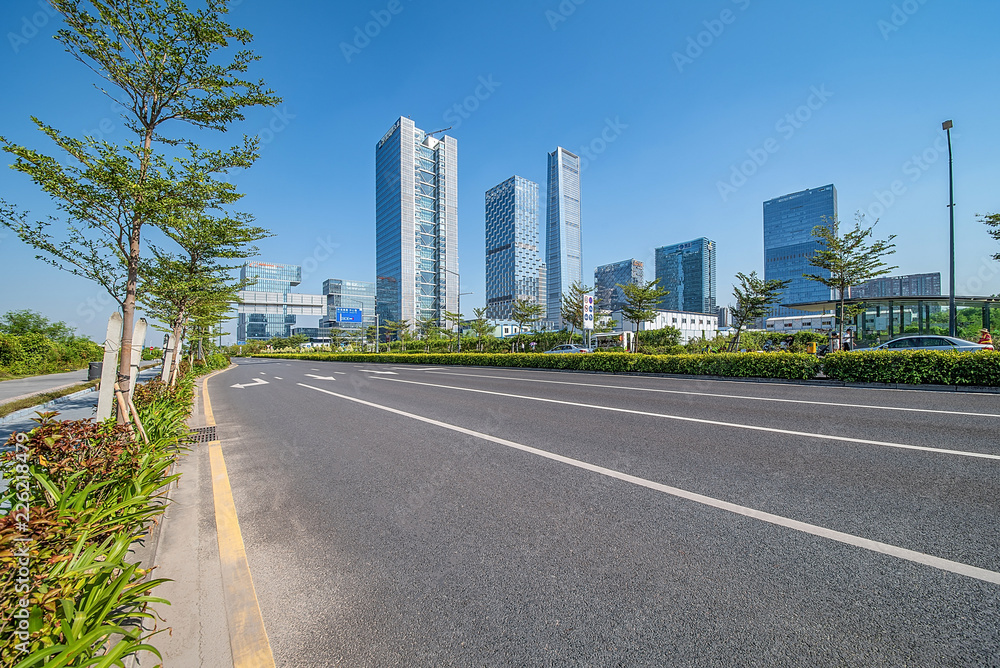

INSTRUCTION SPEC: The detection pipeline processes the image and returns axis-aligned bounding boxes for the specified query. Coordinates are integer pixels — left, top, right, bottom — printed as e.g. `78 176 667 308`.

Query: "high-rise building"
545 147 582 324
852 272 941 299
375 117 458 331
654 238 717 314
485 176 545 319
594 259 643 312
236 262 325 342
763 184 837 316
319 279 376 333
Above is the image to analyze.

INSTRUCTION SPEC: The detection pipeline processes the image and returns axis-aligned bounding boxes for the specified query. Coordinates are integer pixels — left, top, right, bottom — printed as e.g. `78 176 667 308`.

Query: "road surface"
207 357 1000 666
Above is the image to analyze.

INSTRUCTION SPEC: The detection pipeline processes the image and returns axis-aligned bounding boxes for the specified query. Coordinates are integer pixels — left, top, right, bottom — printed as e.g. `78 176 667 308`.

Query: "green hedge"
822 350 1000 386
252 351 823 380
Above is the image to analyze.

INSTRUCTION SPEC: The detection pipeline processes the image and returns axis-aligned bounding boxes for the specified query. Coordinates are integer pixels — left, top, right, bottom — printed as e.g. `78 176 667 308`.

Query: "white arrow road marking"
230 378 270 389
360 369 397 375
305 374 337 381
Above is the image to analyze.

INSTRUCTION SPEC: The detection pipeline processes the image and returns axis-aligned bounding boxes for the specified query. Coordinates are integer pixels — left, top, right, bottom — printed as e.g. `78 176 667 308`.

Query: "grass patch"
0 379 98 418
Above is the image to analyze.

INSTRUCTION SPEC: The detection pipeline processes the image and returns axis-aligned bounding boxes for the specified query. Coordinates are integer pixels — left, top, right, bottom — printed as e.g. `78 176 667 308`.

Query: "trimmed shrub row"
252 351 823 380
251 350 1000 387
822 350 1000 386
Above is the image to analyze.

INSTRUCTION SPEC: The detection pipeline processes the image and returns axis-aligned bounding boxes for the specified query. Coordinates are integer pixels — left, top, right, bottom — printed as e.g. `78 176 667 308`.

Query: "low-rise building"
611 309 719 343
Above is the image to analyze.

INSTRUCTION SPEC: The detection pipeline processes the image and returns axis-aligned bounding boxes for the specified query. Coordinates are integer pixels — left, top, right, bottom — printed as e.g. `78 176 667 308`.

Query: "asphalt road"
209 358 1000 667
0 368 89 402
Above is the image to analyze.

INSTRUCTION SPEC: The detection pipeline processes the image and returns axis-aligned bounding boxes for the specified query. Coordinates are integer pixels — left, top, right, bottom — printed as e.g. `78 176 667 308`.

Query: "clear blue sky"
2 0 999 343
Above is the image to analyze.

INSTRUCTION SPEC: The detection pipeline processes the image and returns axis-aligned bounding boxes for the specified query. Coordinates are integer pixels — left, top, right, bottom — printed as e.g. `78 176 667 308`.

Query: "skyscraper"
375 117 458 331
763 184 837 316
545 147 582 324
236 262 325 342
485 176 545 319
654 238 717 314
319 279 376 334
594 259 643 312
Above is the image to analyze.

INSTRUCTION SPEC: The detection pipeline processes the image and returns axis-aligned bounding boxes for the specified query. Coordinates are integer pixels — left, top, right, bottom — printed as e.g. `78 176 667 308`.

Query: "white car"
544 344 592 354
873 335 993 352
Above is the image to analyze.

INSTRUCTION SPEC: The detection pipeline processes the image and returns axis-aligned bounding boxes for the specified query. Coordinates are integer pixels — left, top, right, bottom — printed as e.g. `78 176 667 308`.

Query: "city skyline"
545 147 583 325
2 2 998 343
485 175 545 320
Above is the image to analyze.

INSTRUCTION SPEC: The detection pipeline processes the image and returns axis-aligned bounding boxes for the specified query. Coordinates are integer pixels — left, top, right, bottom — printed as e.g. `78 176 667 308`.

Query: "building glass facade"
545 147 582 324
654 238 717 314
484 176 545 319
237 262 302 341
594 259 643 312
375 117 458 331
764 184 837 317
319 279 376 333
852 273 941 299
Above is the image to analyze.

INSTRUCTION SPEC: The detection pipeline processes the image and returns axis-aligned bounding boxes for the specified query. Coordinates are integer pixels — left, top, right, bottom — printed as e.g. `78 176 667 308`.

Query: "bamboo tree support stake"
128 397 150 444
113 383 135 435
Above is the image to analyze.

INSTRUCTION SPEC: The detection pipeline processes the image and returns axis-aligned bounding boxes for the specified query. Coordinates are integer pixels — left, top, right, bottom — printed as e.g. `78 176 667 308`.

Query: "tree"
560 281 593 341
141 184 268 383
728 271 791 352
619 279 668 352
443 310 464 352
0 0 279 415
470 307 492 352
511 299 543 352
417 316 441 352
0 310 76 340
981 213 1000 261
805 213 898 346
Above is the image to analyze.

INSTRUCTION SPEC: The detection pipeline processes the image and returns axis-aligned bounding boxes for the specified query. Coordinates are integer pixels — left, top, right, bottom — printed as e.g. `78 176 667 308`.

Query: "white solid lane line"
422 370 1000 419
377 377 1000 461
297 383 1000 586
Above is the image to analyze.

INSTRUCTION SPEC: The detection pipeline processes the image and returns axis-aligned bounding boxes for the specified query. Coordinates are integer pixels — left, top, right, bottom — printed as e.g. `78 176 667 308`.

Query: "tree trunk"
116 241 141 423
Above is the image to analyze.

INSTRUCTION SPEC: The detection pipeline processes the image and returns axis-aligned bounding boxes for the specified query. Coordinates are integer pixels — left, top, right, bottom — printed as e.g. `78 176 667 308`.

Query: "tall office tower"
484 176 544 319
545 147 582 324
237 262 325 342
763 184 837 316
594 259 643 312
375 117 458 330
319 279 376 333
654 238 717 314
852 272 942 299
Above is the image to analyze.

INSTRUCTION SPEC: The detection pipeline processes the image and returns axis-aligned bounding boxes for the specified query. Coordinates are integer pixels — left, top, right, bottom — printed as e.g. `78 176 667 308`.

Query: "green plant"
822 350 1000 386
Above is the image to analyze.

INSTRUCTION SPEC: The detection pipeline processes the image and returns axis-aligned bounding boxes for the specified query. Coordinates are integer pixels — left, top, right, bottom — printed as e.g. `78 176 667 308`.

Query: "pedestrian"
978 328 993 346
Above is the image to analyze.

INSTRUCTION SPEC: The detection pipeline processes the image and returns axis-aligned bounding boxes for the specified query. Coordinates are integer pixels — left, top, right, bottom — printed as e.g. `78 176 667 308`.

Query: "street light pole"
443 267 471 352
943 119 956 337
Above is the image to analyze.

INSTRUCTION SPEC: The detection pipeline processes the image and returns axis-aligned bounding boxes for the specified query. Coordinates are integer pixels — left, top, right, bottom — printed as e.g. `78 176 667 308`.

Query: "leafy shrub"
253 351 823 380
822 350 1000 386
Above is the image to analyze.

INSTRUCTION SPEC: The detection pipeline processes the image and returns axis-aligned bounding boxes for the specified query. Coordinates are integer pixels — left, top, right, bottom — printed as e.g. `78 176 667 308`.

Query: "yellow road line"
203 371 275 668
202 375 217 427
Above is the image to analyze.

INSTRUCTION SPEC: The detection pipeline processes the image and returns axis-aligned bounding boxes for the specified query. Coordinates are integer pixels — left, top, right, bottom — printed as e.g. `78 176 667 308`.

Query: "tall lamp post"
943 119 956 337
443 267 472 352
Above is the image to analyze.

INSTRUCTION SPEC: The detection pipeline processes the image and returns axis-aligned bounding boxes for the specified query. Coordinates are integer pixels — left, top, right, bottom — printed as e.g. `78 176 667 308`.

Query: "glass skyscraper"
594 259 643 312
319 279 376 333
238 262 310 341
763 184 837 316
484 176 545 320
545 147 582 324
654 238 717 314
375 117 458 330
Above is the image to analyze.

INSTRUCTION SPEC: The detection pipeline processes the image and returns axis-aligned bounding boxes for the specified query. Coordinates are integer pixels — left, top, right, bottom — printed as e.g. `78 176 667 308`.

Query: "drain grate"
189 426 217 443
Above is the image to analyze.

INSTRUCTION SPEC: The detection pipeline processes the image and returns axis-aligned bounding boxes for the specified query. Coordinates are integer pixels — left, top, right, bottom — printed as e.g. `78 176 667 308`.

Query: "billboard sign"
336 308 363 324
583 295 595 330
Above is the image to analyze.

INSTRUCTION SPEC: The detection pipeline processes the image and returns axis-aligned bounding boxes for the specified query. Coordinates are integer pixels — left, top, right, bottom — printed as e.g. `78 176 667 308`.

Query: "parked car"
544 344 592 354
872 335 994 352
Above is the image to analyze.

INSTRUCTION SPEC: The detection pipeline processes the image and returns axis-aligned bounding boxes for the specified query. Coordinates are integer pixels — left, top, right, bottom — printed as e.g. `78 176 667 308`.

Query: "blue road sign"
336 308 363 324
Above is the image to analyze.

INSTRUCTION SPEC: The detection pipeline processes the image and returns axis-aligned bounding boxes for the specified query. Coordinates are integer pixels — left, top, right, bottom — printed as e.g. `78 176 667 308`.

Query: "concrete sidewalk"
130 372 234 667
